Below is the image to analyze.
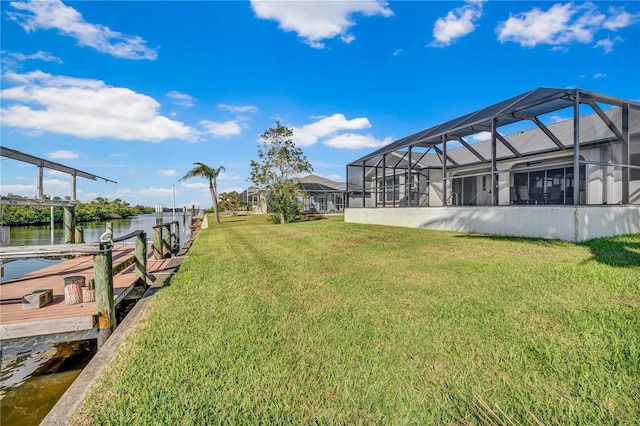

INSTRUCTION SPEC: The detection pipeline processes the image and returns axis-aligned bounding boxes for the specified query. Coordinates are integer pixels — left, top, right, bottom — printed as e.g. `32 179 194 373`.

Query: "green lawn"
73 215 640 425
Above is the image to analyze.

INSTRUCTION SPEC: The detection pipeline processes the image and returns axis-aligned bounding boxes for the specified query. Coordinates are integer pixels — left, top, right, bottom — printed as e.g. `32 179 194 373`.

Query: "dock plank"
0 244 171 341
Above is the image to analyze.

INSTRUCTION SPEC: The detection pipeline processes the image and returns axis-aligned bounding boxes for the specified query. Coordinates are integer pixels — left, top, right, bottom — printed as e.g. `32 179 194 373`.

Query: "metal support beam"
37 166 44 199
393 167 397 207
0 146 116 183
454 136 486 162
362 161 366 208
433 146 459 167
495 133 522 158
513 112 566 150
472 125 522 157
407 146 412 206
491 118 498 205
573 90 581 205
442 134 447 206
72 174 77 201
0 196 77 207
622 104 629 204
382 155 386 208
588 100 624 142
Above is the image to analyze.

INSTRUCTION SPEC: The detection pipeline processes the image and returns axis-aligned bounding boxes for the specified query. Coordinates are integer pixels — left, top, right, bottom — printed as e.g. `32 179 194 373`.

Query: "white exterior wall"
428 169 444 206
345 206 640 242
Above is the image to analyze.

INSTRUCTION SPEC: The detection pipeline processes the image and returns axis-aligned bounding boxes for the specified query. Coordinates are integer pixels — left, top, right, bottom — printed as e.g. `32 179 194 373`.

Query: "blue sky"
1 0 639 209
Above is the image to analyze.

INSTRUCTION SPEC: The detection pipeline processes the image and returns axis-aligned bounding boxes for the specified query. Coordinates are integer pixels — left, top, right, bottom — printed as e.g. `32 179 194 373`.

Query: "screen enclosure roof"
348 87 640 168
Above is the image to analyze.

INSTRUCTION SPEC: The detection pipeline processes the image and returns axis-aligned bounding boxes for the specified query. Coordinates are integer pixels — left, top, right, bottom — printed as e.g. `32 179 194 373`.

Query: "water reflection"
1 340 97 426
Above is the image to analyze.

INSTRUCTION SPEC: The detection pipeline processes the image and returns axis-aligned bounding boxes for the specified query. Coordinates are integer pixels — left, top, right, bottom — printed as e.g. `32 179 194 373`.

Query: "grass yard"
73 215 640 425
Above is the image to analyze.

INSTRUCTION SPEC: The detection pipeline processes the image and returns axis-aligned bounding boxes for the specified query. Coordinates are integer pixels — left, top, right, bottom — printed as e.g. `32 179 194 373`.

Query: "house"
296 174 345 213
239 174 346 214
238 187 268 214
345 88 640 242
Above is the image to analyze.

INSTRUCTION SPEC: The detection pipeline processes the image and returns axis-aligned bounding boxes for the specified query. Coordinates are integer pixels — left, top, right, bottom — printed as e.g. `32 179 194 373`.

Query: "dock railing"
0 223 174 347
152 220 180 260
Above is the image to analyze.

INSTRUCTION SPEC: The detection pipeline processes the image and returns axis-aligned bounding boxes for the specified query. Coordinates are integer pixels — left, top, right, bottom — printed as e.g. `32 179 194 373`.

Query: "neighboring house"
296 174 345 213
239 174 346 214
345 88 640 242
238 187 268 214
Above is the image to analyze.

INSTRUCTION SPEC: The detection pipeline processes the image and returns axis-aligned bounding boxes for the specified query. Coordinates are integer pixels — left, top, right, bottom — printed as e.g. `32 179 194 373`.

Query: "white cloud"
429 0 484 47
47 150 80 160
7 0 157 60
134 187 174 197
3 178 73 196
218 104 259 114
181 182 209 189
158 169 178 177
324 133 393 149
200 120 241 137
43 178 70 189
593 72 607 79
1 184 36 196
468 131 491 143
392 48 403 56
1 70 199 142
594 36 622 54
250 0 393 48
293 113 371 146
167 90 194 107
549 115 568 123
603 6 640 30
1 50 62 67
219 171 242 181
496 3 638 52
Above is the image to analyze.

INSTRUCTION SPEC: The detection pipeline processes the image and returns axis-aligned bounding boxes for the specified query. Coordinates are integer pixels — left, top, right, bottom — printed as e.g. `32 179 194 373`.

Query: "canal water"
0 213 194 425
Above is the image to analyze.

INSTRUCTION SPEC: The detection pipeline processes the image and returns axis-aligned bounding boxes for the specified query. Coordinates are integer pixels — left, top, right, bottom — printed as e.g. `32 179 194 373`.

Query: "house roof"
300 182 341 193
296 174 345 191
349 87 640 169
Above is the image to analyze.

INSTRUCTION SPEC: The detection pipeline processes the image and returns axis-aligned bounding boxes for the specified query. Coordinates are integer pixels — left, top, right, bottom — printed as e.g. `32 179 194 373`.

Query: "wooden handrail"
112 229 144 243
0 243 102 260
152 220 179 229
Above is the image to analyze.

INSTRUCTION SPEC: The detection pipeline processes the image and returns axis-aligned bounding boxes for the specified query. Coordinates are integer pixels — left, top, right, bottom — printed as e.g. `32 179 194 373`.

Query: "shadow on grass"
221 218 247 223
580 236 640 268
296 214 327 222
455 233 640 268
453 233 569 247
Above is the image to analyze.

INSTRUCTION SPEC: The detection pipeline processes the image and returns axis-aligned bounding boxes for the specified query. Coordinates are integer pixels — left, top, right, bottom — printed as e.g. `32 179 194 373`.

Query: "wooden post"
153 226 163 260
75 226 84 244
162 224 171 258
64 206 75 244
135 232 147 279
94 242 114 347
173 221 180 254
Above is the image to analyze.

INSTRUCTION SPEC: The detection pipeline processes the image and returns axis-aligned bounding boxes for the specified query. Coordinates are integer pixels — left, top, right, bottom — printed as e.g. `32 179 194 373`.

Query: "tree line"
0 196 154 226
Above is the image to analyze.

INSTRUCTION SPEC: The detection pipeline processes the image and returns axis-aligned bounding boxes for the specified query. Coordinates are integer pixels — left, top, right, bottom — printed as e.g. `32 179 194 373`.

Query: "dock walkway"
0 244 173 347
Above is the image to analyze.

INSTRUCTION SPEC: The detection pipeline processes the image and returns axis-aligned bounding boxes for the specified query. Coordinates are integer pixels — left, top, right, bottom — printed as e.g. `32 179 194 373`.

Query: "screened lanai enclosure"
345 88 640 241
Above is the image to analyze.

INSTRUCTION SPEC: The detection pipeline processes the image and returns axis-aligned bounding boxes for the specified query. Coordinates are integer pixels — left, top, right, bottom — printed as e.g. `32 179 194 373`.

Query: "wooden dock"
0 244 175 348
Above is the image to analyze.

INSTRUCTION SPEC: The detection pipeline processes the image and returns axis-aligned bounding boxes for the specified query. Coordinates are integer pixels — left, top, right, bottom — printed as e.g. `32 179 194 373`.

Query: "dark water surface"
0 213 193 425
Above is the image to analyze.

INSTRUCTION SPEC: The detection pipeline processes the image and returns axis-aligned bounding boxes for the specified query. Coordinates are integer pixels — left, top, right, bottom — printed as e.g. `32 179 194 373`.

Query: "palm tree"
180 163 225 224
